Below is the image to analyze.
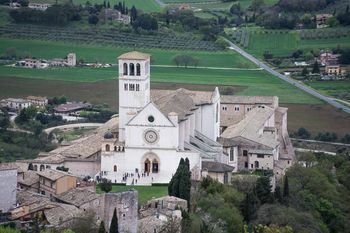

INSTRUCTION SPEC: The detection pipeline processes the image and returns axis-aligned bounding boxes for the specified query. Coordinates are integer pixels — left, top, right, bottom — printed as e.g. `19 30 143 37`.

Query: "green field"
245 30 350 58
0 65 322 104
0 38 252 68
29 0 163 12
305 80 350 100
97 185 168 204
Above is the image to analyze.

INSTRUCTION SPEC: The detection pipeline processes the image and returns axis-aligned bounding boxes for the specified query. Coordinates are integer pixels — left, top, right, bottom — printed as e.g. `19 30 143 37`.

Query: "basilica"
19 51 294 185
99 51 295 185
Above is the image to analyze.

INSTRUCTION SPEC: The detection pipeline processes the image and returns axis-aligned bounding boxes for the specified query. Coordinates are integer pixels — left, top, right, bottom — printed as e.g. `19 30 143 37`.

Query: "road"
224 39 350 114
44 123 103 134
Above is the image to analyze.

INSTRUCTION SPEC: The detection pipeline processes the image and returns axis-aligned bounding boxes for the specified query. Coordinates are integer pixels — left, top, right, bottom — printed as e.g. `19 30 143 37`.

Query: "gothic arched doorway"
144 159 151 173
152 159 159 173
142 153 160 174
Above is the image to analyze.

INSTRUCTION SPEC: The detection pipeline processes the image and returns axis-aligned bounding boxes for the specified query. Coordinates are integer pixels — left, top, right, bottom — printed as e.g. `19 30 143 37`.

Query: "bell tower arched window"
106 144 110 152
114 165 117 172
129 63 135 76
136 63 141 76
123 63 128 75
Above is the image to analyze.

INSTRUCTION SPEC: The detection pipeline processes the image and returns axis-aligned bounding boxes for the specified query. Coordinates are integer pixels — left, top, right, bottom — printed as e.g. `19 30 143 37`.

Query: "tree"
312 60 320 73
132 13 158 31
99 221 106 233
242 188 259 222
100 178 112 193
295 127 311 139
250 0 264 12
301 67 308 76
256 176 273 204
172 54 200 68
283 175 289 201
215 37 229 49
130 6 137 23
88 14 99 25
274 185 283 203
0 112 10 131
168 158 191 207
109 208 119 233
230 2 241 15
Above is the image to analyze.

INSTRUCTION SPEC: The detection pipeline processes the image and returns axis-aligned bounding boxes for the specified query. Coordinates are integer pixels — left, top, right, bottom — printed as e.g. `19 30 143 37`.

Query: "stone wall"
0 169 17 212
100 191 138 233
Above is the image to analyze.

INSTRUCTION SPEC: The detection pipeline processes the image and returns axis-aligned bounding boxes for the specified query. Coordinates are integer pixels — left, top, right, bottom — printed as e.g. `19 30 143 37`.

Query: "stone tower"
118 51 151 141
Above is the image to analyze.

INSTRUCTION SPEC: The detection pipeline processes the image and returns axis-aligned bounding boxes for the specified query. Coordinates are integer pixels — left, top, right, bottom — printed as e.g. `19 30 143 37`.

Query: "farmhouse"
54 102 91 115
2 98 32 110
28 3 51 11
26 95 48 106
315 14 332 28
104 8 131 24
16 59 48 69
37 169 77 197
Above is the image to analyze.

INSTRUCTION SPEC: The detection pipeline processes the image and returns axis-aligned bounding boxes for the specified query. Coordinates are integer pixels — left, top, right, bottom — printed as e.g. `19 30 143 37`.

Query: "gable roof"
118 51 150 60
151 88 217 122
37 169 75 181
220 106 278 149
202 161 234 173
127 102 175 127
56 188 99 207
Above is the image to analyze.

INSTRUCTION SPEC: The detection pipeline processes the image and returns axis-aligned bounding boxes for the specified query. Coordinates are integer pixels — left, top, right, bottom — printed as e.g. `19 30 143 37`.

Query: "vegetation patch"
96 184 168 204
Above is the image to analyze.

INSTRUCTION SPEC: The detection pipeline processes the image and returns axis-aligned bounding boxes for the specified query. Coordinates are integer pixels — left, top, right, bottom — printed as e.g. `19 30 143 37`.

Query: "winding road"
224 38 350 114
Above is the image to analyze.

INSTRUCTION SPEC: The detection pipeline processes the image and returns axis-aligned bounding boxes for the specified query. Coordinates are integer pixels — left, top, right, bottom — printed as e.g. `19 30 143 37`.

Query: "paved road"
225 39 350 114
44 123 103 134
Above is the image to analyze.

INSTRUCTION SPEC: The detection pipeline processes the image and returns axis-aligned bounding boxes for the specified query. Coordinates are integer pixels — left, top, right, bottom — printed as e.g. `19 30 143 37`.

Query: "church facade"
99 51 295 185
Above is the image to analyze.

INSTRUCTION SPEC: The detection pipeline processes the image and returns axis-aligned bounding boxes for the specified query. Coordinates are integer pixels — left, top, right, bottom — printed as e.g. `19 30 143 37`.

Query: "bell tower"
118 51 151 142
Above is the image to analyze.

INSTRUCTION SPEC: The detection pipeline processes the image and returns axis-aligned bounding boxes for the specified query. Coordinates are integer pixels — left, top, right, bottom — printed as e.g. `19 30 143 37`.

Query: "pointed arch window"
129 63 135 76
123 63 128 75
136 63 141 76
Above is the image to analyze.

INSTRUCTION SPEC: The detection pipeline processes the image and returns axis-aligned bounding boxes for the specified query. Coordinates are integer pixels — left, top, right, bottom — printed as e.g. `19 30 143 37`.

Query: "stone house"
315 14 332 28
37 169 77 197
138 196 187 233
0 163 17 213
17 59 48 69
17 170 40 193
2 98 32 110
201 161 234 184
26 96 48 106
104 9 131 24
325 64 341 75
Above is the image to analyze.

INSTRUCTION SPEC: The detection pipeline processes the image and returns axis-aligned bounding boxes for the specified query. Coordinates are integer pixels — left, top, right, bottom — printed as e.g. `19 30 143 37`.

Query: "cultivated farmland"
239 28 350 58
0 38 252 67
0 77 348 136
0 24 221 51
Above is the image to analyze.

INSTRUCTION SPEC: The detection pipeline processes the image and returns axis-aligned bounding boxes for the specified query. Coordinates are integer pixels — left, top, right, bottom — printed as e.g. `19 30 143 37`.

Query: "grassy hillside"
245 29 350 58
0 64 322 104
0 38 253 68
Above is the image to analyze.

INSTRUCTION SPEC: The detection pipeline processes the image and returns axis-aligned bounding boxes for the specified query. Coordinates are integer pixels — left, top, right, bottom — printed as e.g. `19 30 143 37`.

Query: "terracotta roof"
202 161 234 173
0 163 18 171
54 102 91 113
18 170 39 186
56 188 99 207
151 88 215 122
118 51 150 60
37 169 74 181
220 106 279 149
44 203 82 226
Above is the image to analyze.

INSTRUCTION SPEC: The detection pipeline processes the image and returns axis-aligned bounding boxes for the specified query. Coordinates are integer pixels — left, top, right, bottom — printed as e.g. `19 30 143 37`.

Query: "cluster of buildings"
15 53 76 69
0 51 297 232
318 51 345 76
16 51 294 186
104 8 131 24
0 96 48 110
0 163 184 233
9 2 51 10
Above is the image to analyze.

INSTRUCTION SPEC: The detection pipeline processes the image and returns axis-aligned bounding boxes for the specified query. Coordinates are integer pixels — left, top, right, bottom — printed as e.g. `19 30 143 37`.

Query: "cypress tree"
109 209 118 233
274 185 283 203
283 175 289 199
312 60 320 73
242 189 258 222
168 158 191 207
99 221 106 233
256 176 273 204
